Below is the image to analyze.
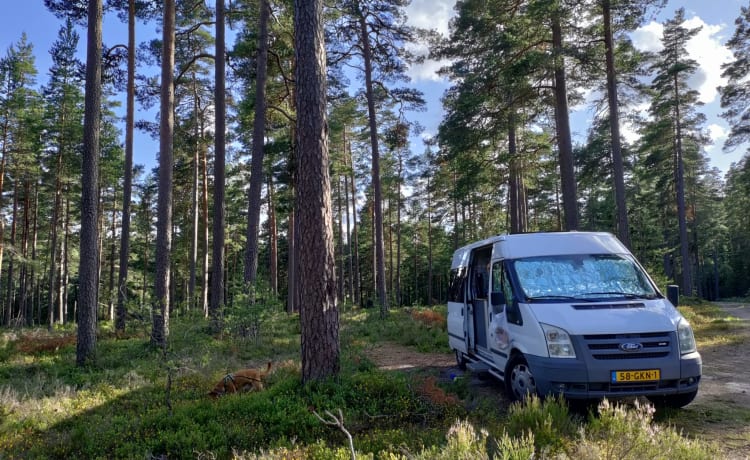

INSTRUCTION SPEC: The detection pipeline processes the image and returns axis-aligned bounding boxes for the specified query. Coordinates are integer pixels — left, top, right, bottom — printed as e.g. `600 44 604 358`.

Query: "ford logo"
619 342 643 352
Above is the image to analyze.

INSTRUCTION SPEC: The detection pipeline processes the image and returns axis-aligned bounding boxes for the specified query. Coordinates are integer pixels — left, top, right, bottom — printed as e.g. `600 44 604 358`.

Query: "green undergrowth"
0 301 727 458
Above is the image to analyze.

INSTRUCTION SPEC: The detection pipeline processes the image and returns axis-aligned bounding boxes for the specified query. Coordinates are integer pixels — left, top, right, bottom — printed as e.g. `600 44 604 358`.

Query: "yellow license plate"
611 369 660 382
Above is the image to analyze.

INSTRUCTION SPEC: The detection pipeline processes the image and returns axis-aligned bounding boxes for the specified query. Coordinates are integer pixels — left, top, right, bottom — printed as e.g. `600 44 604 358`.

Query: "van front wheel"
507 355 537 402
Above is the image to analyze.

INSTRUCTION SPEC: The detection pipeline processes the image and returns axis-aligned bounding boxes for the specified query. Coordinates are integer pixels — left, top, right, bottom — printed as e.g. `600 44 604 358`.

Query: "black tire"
506 354 537 402
647 390 698 409
455 349 467 370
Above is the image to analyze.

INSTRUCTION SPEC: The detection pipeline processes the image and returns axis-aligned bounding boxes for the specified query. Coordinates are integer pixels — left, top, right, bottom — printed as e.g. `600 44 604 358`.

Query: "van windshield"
511 254 658 302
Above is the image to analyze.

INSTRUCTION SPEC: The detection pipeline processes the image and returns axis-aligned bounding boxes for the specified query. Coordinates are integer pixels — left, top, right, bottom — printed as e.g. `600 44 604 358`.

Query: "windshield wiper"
577 291 656 299
526 295 595 302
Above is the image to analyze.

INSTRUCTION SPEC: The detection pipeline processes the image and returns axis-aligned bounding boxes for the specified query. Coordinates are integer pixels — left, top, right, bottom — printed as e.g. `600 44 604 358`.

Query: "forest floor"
365 301 750 459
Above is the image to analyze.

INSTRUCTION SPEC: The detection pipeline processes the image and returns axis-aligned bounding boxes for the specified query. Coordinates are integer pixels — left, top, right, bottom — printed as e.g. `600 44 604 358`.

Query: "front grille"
581 331 673 361
592 351 669 360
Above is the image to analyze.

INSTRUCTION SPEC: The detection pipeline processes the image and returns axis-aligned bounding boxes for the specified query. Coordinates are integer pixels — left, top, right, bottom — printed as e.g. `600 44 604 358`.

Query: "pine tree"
77 0 103 366
152 0 176 348
42 19 85 328
720 4 750 153
640 8 707 296
295 0 340 382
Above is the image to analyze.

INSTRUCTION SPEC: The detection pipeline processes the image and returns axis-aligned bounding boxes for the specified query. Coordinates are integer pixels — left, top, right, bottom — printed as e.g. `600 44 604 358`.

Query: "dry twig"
312 408 356 460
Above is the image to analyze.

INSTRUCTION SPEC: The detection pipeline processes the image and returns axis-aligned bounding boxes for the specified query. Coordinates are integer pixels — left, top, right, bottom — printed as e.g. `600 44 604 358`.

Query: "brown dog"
209 361 272 398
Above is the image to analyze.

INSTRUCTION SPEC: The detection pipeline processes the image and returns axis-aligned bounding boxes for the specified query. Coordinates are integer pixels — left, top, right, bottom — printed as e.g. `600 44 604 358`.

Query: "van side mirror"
667 284 679 307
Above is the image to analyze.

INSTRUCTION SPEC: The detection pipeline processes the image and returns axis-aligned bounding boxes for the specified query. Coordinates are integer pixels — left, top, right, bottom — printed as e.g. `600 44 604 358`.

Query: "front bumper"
525 351 702 400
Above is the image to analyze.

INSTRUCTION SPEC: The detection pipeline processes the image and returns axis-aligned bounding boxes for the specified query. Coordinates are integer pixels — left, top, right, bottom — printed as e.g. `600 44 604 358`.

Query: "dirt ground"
364 302 750 458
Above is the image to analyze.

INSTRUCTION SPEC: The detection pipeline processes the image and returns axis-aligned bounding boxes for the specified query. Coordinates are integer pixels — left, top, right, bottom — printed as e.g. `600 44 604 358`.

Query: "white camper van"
447 232 701 408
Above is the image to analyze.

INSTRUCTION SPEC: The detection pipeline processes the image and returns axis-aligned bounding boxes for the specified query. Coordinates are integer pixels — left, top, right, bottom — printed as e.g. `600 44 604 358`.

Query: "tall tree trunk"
344 163 354 302
6 185 17 325
508 112 528 233
97 193 105 319
108 194 117 321
141 196 150 308
244 0 271 290
452 169 459 250
387 198 393 305
62 197 70 323
427 176 433 307
358 11 388 315
395 157 402 307
189 80 199 312
267 175 278 296
210 0 227 330
77 0 103 365
201 142 209 315
0 137 6 324
116 0 136 333
346 140 360 306
602 0 631 247
286 205 297 314
48 166 63 329
551 9 578 231
674 74 692 296
19 181 30 325
31 184 39 324
295 0 340 382
152 0 175 349
336 175 344 302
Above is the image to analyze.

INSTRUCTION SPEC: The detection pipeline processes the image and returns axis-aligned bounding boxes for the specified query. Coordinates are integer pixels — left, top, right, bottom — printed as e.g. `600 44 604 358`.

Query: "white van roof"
451 232 629 269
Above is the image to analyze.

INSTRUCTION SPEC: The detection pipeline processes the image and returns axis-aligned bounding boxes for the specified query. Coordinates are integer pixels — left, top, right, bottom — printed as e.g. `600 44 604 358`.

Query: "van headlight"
540 323 576 358
678 320 697 355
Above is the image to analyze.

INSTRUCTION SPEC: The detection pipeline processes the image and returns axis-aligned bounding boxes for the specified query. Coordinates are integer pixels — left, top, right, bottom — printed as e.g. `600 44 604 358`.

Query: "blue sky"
0 0 748 175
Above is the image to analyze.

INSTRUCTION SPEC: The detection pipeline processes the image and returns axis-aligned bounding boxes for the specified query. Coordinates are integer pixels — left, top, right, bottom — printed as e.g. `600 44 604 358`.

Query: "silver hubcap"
510 362 536 401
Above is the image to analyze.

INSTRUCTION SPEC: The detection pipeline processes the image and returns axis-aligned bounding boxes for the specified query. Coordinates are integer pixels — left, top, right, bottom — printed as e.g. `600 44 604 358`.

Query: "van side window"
447 267 466 302
491 262 503 293
501 263 523 325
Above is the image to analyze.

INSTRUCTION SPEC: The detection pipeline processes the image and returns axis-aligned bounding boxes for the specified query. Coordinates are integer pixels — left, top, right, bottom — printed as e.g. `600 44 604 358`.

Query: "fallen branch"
312 408 355 460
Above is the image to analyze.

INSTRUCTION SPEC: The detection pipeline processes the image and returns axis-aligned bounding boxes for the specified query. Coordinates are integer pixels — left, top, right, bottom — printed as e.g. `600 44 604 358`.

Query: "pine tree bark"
108 194 117 321
551 9 578 231
201 138 209 315
6 186 17 325
189 82 199 312
244 0 271 289
210 0 227 331
152 0 175 348
395 156 403 307
346 140 361 306
602 0 631 247
358 11 388 316
295 0 340 382
286 205 297 314
30 184 39 324
62 197 70 323
674 74 692 296
116 0 135 333
427 176 433 307
19 181 30 325
77 0 102 366
336 176 344 302
268 175 278 296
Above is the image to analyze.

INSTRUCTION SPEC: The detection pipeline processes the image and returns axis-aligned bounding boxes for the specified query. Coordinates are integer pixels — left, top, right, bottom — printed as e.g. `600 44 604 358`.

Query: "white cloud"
632 21 664 52
406 0 454 37
632 16 732 104
705 123 728 153
683 17 732 104
405 0 455 82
